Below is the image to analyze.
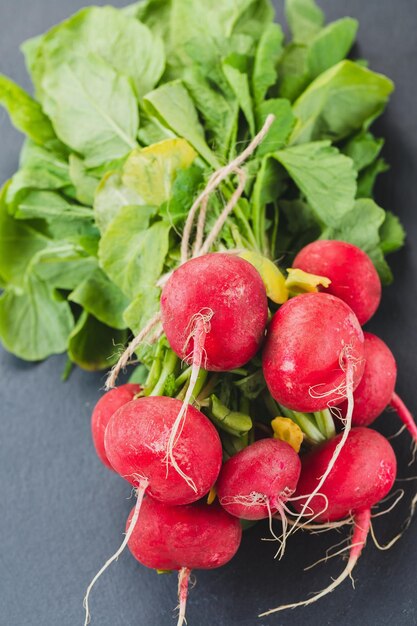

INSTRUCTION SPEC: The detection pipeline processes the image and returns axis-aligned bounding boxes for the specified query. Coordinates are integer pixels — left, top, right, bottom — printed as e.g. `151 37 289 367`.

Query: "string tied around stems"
105 114 275 391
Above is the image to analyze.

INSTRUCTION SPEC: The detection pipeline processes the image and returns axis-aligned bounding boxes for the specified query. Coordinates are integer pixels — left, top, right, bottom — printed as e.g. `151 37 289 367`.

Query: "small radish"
338 332 417 443
292 240 381 325
105 396 222 503
91 383 140 470
84 396 222 625
260 427 397 615
217 438 301 558
127 497 242 626
217 439 301 520
161 252 268 372
160 252 268 487
262 292 365 413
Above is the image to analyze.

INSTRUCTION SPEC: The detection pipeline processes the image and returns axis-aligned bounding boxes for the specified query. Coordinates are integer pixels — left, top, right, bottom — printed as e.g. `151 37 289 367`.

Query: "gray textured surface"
1 1 417 625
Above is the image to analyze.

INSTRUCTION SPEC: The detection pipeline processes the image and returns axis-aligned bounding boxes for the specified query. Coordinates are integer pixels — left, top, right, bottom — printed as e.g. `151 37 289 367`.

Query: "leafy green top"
0 0 403 368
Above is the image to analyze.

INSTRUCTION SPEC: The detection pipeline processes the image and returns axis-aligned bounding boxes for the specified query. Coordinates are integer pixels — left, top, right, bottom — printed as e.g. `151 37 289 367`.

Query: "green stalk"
143 341 165 395
314 409 336 439
149 350 179 397
174 366 192 390
278 404 326 444
176 368 208 402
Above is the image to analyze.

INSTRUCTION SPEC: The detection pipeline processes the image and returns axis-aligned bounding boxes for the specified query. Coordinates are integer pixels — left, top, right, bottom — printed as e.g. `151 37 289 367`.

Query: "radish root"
390 392 417 445
165 310 213 492
287 350 355 537
83 477 149 625
176 567 191 626
259 508 371 616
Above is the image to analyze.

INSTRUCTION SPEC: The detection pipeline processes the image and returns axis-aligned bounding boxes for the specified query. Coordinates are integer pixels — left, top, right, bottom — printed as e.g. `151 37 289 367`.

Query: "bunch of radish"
85 244 416 624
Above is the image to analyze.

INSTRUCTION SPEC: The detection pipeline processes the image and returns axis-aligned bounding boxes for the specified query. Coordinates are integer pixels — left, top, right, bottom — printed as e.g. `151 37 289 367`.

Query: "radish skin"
293 428 397 522
217 439 301 520
338 332 417 444
293 240 381 325
105 396 222 504
127 497 242 624
161 253 268 372
262 292 365 413
91 383 140 469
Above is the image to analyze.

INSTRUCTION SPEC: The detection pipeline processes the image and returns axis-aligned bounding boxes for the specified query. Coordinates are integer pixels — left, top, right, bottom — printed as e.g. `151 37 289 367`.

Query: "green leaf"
252 23 284 106
143 81 220 168
357 158 389 198
69 268 130 329
285 0 324 43
25 6 165 100
122 139 197 206
307 18 358 79
275 141 357 226
379 211 405 254
99 205 170 298
0 276 74 361
183 68 239 157
7 141 71 207
67 310 128 371
255 99 296 157
277 43 310 102
14 190 93 221
69 155 100 206
160 164 205 226
31 242 97 290
291 61 394 144
0 74 56 145
123 286 161 335
0 186 49 287
320 198 386 253
222 54 255 135
94 171 143 235
342 132 384 172
42 54 139 167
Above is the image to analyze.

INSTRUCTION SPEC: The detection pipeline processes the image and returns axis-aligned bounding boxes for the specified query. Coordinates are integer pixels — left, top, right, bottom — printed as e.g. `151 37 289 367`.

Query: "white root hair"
83 477 149 625
286 348 356 539
164 310 213 492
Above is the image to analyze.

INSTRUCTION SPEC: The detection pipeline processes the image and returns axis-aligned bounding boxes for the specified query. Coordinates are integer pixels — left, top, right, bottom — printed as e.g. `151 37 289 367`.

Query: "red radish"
161 253 268 372
293 240 381 325
127 497 242 570
217 439 301 520
338 332 417 443
217 438 301 558
160 252 268 488
91 383 140 470
84 396 222 625
260 428 396 615
105 396 222 503
127 497 242 626
262 292 365 413
293 427 396 522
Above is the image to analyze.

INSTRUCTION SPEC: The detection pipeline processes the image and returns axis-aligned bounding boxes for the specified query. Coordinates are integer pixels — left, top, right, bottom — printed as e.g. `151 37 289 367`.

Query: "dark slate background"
1 1 417 625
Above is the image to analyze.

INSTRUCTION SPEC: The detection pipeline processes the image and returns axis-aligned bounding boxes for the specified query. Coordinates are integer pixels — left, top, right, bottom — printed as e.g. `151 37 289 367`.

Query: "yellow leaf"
122 138 197 206
240 251 288 304
285 267 331 295
271 417 303 453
